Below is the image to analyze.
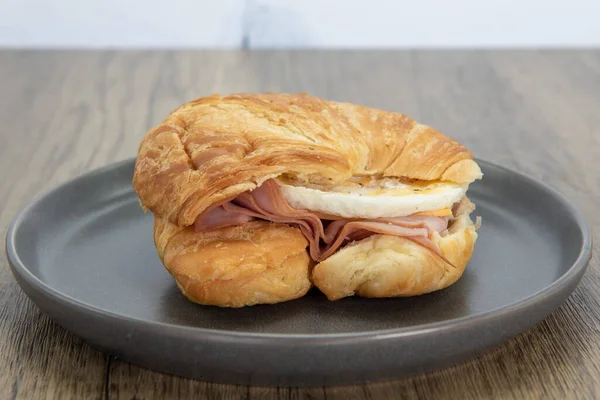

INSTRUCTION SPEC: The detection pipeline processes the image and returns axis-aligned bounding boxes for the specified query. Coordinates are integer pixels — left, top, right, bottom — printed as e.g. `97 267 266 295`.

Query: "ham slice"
193 179 452 264
320 218 452 263
322 215 449 244
228 181 325 260
193 205 254 231
193 195 254 232
320 221 429 260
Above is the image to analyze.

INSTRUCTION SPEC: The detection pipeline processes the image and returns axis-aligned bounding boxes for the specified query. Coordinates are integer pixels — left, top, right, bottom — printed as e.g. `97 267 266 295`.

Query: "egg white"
278 177 467 219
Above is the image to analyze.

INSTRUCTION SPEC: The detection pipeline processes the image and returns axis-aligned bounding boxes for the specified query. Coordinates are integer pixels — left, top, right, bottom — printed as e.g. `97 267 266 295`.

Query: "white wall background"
2 0 600 48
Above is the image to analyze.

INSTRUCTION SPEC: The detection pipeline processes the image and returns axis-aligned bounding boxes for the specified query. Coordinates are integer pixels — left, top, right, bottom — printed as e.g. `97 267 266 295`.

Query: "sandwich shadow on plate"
156 272 474 335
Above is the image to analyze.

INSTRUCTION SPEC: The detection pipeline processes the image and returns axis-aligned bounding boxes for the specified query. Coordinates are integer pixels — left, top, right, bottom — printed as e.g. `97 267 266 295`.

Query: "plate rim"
5 157 593 344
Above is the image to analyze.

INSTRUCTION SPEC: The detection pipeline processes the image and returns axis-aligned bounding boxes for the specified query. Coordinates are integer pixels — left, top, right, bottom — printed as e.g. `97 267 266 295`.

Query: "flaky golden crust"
311 223 478 300
133 93 481 226
154 218 312 307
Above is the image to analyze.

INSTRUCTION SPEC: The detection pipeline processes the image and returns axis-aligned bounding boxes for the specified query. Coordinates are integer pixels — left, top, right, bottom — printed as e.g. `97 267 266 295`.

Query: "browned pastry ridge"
133 92 482 307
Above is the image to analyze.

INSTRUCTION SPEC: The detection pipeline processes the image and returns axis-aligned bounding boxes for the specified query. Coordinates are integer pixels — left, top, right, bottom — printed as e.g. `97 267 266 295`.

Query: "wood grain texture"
0 50 599 399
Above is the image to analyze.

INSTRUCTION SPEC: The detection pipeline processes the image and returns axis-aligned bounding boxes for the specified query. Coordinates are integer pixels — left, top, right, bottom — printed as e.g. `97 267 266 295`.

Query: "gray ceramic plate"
6 158 592 387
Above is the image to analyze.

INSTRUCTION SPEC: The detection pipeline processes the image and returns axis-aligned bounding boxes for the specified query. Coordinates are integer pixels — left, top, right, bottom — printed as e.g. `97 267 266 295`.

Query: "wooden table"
1 50 599 399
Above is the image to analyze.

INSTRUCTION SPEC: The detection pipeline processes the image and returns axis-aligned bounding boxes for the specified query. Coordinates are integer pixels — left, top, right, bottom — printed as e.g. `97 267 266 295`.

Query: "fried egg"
277 176 467 219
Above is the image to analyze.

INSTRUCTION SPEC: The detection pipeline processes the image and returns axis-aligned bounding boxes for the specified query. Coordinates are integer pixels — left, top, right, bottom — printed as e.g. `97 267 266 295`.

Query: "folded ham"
193 179 453 263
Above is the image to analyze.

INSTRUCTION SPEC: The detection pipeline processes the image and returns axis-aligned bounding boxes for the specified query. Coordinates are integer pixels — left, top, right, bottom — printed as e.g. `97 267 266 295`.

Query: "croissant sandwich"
133 93 482 308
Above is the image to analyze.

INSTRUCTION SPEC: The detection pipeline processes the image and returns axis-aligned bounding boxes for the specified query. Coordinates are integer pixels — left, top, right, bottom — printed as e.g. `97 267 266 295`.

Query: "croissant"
133 93 481 307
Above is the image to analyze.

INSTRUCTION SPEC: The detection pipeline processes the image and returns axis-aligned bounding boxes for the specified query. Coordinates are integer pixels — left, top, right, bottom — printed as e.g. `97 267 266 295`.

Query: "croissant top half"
133 93 482 227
